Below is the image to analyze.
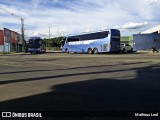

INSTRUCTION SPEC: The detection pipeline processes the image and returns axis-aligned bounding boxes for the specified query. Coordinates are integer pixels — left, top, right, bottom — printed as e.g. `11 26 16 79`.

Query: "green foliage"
44 36 63 48
0 52 10 54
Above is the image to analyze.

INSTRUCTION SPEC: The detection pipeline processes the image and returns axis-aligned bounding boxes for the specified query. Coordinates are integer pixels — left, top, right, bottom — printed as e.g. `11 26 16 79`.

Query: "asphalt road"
0 52 160 118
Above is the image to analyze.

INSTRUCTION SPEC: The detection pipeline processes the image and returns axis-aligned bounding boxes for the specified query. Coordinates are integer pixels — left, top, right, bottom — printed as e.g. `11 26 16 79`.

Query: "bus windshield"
29 39 41 48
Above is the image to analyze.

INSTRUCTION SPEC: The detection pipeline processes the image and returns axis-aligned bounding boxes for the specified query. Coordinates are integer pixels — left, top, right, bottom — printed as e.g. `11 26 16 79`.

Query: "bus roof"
65 29 117 37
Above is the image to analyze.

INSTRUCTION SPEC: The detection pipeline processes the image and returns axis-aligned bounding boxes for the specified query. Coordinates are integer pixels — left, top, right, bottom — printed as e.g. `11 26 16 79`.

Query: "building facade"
133 33 160 51
0 28 24 52
121 25 160 51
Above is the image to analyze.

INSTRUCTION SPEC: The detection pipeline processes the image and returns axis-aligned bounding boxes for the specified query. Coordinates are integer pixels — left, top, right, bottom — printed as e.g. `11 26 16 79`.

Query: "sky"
0 0 160 38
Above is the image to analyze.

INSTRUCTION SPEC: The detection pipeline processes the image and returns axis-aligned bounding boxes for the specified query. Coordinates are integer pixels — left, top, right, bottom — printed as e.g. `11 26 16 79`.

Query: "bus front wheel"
87 48 92 54
65 48 69 53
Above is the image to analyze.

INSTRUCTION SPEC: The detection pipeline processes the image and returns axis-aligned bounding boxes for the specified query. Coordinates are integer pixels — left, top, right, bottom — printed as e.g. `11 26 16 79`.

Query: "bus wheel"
65 48 69 53
93 48 98 54
87 48 92 54
122 48 125 53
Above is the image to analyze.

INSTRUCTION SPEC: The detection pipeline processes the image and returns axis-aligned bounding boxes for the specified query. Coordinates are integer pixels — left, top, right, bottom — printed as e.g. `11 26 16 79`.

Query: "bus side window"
67 37 79 43
73 38 79 41
66 37 71 43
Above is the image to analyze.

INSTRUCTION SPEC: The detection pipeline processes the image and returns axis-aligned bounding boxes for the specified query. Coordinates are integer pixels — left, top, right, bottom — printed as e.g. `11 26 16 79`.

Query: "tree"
44 36 63 48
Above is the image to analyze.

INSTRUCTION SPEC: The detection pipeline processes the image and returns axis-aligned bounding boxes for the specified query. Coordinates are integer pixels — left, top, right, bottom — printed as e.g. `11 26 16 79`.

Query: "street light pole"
0 7 25 52
49 26 50 40
21 17 25 52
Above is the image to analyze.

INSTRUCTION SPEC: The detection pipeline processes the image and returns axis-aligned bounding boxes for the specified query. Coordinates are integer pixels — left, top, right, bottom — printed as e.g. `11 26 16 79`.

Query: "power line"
0 7 25 52
0 7 12 15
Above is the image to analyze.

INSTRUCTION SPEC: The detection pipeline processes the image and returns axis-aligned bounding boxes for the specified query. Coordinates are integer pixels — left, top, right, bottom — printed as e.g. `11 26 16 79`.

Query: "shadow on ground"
0 63 160 119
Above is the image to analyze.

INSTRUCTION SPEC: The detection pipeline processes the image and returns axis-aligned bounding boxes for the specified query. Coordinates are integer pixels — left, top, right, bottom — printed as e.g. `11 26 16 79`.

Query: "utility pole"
49 26 50 40
21 17 25 52
0 7 25 52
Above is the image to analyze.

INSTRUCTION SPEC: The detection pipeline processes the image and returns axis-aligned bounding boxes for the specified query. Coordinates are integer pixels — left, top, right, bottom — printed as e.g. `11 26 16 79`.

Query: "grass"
0 52 17 54
0 52 10 54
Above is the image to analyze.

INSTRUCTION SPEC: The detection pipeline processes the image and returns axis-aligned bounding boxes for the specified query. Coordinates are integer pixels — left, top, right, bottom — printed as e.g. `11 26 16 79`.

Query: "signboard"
4 28 23 45
4 28 11 43
11 31 18 43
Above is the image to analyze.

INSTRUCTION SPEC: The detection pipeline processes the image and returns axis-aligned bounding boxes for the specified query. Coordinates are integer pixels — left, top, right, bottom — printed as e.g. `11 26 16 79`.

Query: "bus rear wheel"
87 48 92 54
93 48 98 54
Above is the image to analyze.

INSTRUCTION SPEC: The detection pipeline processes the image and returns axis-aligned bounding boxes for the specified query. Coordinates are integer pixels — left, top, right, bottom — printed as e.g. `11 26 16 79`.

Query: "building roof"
141 25 160 34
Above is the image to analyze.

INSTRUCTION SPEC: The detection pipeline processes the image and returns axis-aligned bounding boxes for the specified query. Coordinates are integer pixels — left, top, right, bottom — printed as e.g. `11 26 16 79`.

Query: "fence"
46 47 61 51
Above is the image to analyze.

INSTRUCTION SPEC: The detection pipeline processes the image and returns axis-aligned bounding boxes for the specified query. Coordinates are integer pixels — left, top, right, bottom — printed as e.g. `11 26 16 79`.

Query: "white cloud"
146 0 160 5
0 0 159 38
115 22 148 29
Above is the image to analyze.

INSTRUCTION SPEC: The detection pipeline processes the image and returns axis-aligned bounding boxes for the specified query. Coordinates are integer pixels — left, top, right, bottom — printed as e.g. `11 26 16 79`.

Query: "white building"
141 25 160 34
